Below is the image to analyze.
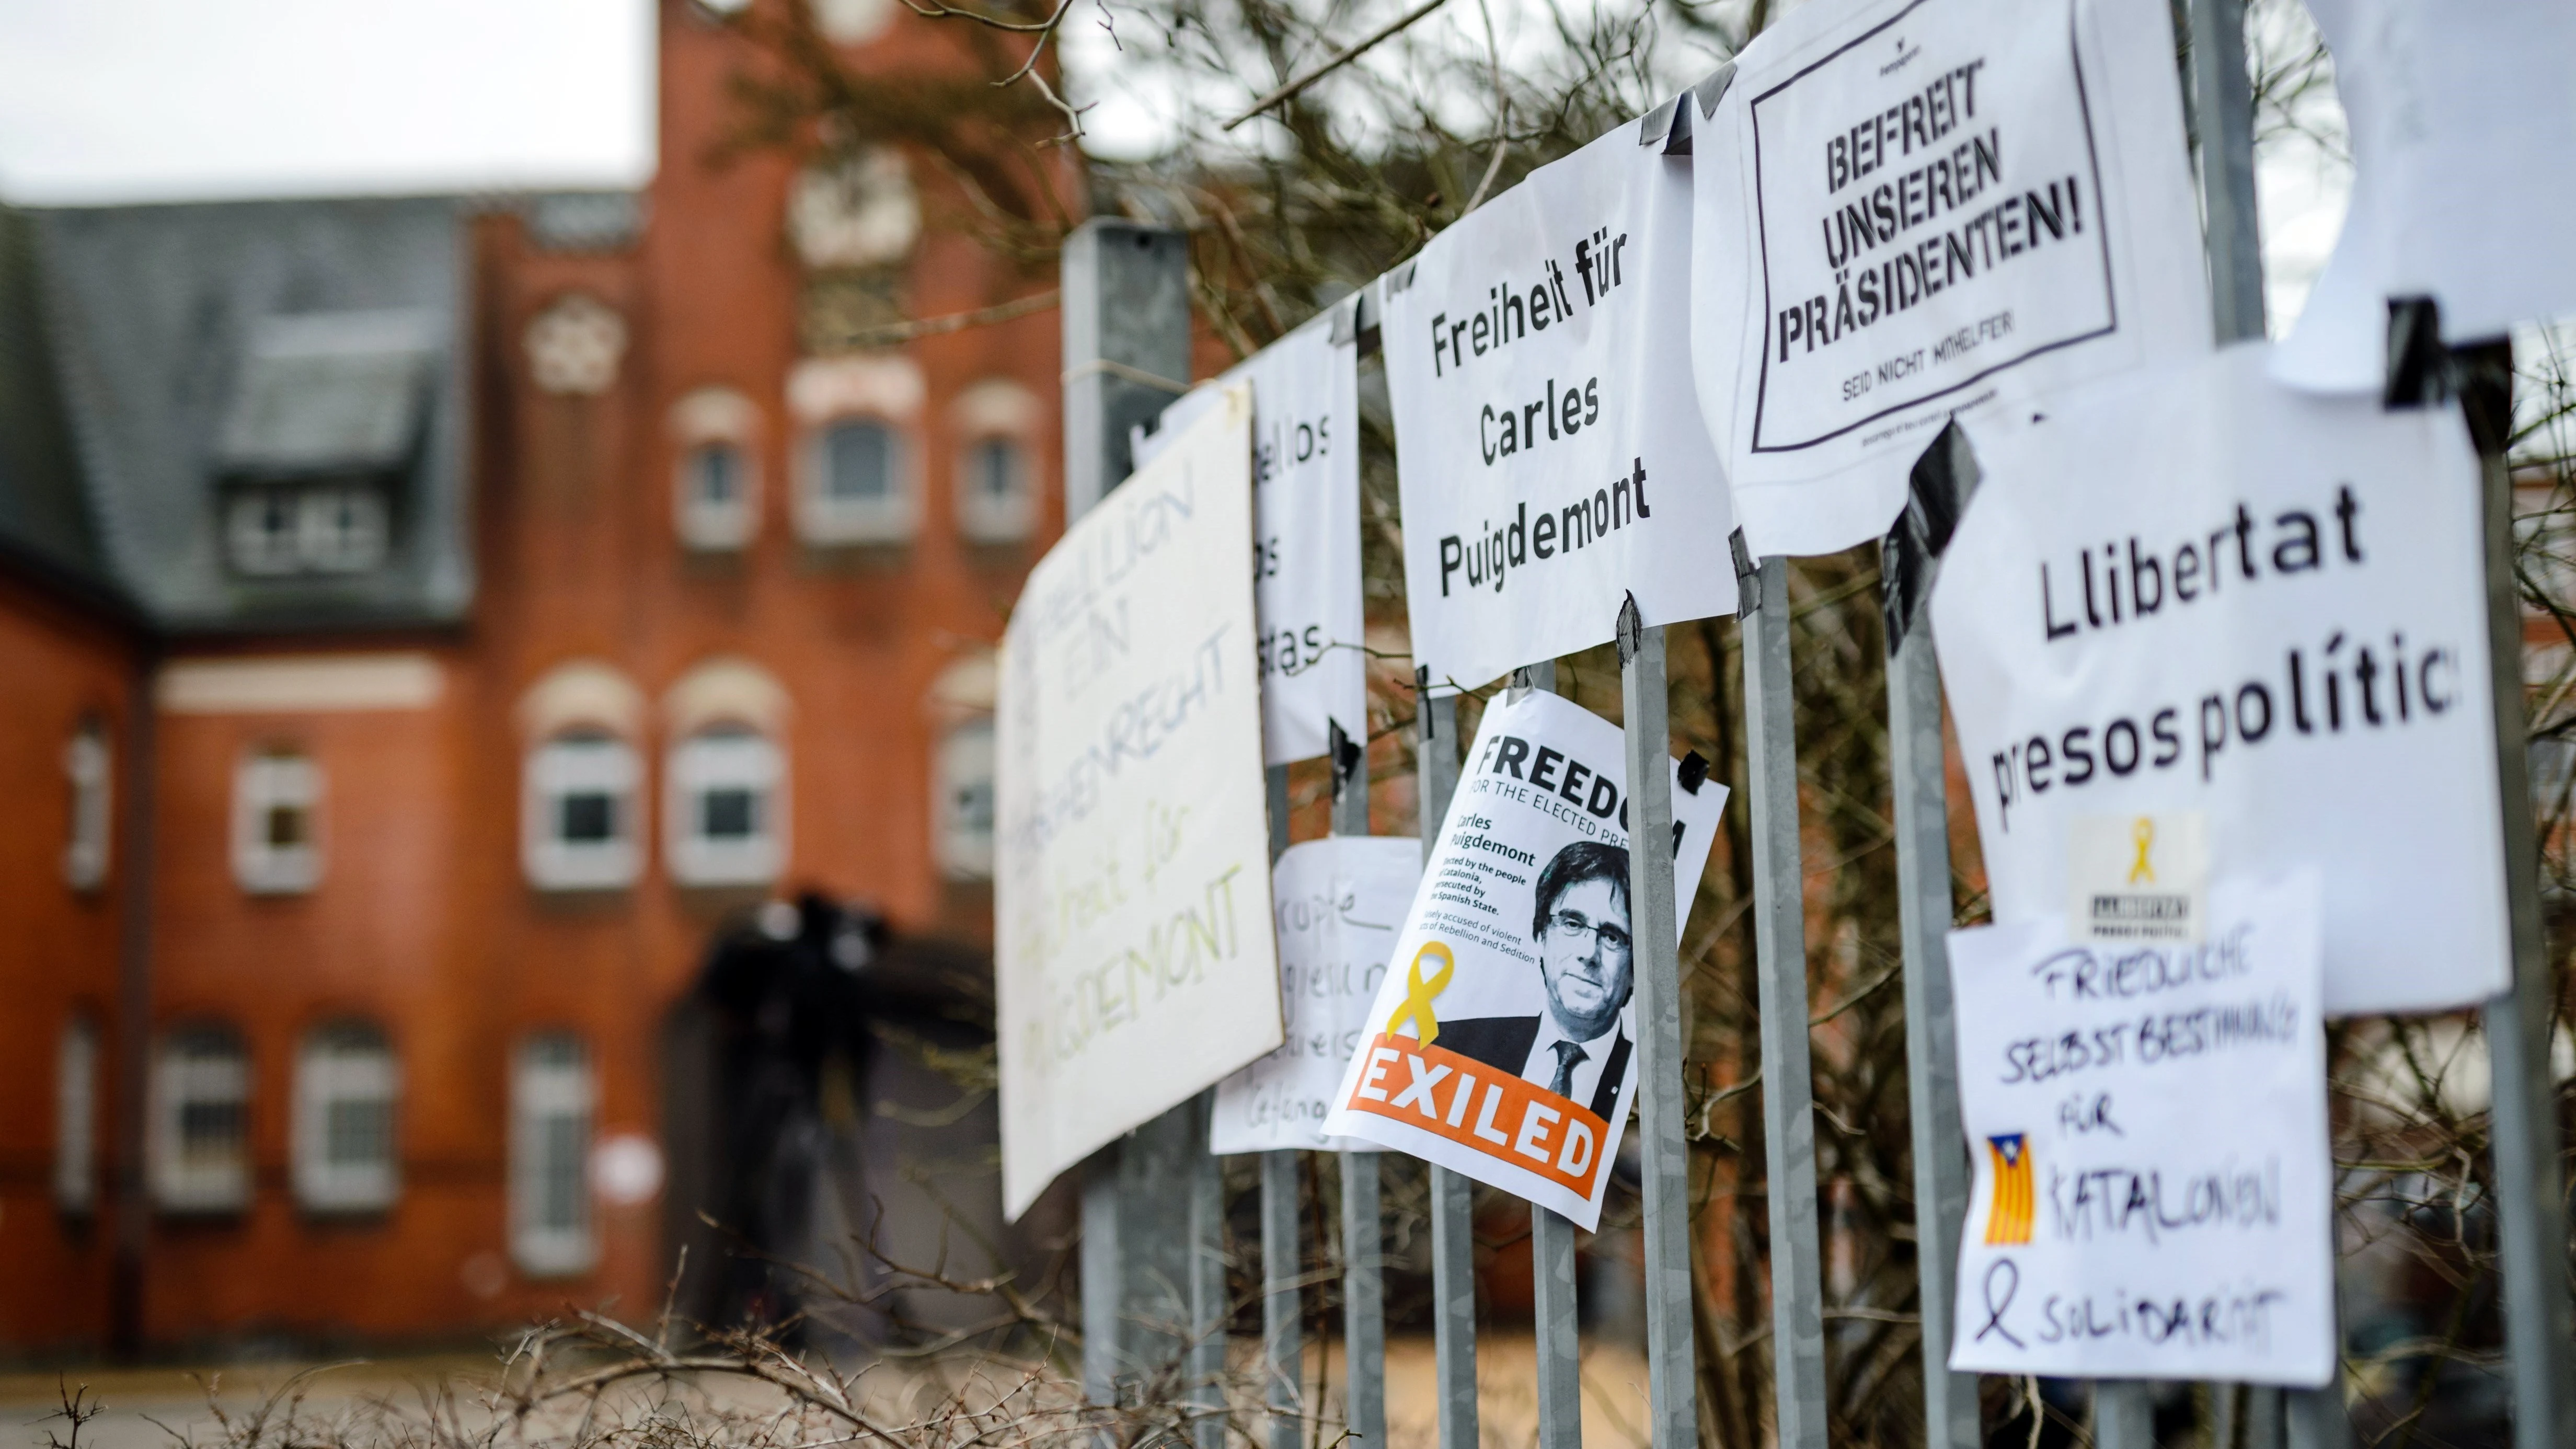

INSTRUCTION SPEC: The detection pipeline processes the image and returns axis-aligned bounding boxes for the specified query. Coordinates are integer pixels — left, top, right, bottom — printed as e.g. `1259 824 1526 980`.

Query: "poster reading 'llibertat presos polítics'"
1947 872 2335 1386
1690 0 2209 558
1323 691 1725 1229
995 385 1283 1222
1384 113 1739 693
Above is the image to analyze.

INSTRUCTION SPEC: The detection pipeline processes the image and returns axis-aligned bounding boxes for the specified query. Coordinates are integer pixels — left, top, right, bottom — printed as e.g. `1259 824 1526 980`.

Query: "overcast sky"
0 0 654 203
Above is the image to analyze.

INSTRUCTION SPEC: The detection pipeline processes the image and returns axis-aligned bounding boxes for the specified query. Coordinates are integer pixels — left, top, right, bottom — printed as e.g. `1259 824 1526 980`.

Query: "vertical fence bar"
1263 765 1304 1449
1617 600 1699 1449
1885 428 1980 1449
1510 662 1584 1449
1332 720 1387 1449
1063 217 1199 1408
1418 667 1479 1449
1191 1109 1228 1449
2462 337 2576 1449
2096 1384 2156 1449
1739 548 1830 1449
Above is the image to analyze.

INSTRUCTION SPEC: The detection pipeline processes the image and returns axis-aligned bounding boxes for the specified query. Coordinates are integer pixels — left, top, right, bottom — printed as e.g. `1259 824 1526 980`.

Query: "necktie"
1548 1040 1589 1098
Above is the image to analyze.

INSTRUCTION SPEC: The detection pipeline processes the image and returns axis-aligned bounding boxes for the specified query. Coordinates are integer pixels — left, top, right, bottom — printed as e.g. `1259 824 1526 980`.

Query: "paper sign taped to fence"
1134 321 1367 764
1930 344 2509 1015
1948 872 2334 1385
1384 119 1737 692
1322 690 1725 1228
1210 836 1423 1155
2274 0 2576 392
996 385 1282 1221
1690 0 2209 557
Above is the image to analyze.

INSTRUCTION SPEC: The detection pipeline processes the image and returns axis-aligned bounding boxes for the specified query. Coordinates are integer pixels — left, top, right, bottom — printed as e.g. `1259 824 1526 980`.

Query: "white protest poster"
1930 344 2510 1016
996 385 1283 1220
1321 691 1726 1228
2273 0 2576 392
1210 836 1423 1154
1689 0 2209 557
1384 118 1737 692
1134 320 1366 764
1947 873 2334 1386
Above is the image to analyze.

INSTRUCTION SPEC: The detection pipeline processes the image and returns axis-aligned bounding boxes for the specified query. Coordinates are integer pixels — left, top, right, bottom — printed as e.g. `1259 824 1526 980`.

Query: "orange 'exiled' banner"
1341 1033 1609 1200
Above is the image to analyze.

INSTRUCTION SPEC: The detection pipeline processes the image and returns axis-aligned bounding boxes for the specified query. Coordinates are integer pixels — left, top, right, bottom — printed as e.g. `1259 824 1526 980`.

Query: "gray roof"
21 195 473 633
0 208 116 601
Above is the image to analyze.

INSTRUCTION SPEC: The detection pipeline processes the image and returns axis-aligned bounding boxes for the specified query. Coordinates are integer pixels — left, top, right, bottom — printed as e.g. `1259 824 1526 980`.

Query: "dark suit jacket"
1435 1015 1630 1122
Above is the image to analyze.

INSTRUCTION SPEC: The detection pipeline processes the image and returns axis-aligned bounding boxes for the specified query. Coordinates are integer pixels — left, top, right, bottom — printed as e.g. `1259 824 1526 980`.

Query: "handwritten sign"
1690 0 2208 556
1210 837 1422 1155
1385 120 1738 691
1947 872 2334 1386
1323 690 1725 1228
996 386 1282 1220
1930 344 2509 1016
1135 321 1367 764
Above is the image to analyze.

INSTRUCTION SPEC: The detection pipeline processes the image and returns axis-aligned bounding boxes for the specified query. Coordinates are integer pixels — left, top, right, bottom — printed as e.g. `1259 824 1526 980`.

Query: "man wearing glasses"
1436 840 1633 1122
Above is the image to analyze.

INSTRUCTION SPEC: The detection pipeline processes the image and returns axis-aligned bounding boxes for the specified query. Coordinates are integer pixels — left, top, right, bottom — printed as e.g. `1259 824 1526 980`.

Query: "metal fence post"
1883 427 1980 1449
1332 720 1388 1449
1063 216 1202 1408
1736 543 1830 1449
1511 663 1584 1449
1617 600 1700 1449
1264 765 1306 1449
1418 666 1479 1449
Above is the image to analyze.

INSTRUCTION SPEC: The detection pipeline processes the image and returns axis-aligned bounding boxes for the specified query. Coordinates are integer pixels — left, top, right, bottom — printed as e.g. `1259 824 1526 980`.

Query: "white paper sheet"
1321 690 1725 1228
1947 872 2335 1386
1384 118 1738 692
1930 344 2509 1016
1210 836 1424 1155
2272 0 2576 392
1690 0 2209 556
1134 320 1368 764
996 386 1284 1220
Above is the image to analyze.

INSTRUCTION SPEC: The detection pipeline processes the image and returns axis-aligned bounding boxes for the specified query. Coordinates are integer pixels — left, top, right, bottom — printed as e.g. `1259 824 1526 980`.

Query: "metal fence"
1055 3 2576 1447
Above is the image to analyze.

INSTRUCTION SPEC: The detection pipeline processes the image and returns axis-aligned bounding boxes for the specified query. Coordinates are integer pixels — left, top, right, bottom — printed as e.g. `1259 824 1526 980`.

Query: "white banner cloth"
1690 0 2208 556
1947 873 2334 1386
1385 120 1737 692
1210 836 1424 1155
2273 0 2576 392
996 386 1283 1220
1930 345 2509 1015
1135 320 1367 763
1322 690 1725 1228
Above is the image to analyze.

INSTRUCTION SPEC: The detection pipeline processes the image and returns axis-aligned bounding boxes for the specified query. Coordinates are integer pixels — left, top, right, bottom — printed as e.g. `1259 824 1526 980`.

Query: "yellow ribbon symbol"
2128 816 2156 885
1386 941 1455 1048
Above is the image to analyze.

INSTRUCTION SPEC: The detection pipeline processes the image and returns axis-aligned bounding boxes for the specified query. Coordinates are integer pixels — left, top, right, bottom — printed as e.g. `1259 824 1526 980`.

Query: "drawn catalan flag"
1983 1133 2036 1246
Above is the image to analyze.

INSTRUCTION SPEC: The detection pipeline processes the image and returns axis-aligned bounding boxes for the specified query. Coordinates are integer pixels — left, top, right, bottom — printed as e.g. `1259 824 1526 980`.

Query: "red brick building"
0 0 1072 1355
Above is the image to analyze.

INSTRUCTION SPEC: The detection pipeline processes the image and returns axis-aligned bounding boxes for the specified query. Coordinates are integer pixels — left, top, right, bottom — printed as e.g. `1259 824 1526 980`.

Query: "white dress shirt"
1519 1009 1619 1114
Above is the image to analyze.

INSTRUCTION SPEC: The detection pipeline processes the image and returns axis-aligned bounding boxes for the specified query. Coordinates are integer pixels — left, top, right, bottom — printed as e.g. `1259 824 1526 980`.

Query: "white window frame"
956 434 1036 544
226 490 303 576
234 749 322 894
523 732 643 891
935 717 996 880
296 485 390 573
152 1027 250 1214
510 1034 596 1278
63 723 111 891
676 440 758 551
56 1017 99 1214
293 1025 399 1214
665 726 786 887
797 416 915 545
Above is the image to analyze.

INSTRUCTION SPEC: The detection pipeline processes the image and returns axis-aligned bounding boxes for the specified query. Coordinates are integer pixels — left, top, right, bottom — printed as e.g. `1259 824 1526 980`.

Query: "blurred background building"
0 0 1070 1356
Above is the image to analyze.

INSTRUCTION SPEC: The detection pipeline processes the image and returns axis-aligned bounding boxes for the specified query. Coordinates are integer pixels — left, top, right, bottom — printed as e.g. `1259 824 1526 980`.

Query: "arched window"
63 720 110 891
670 386 762 550
511 1032 595 1276
666 724 786 886
294 1022 398 1213
800 417 914 543
951 378 1040 544
234 745 321 893
56 1016 98 1214
152 1024 250 1213
936 717 997 879
524 731 642 890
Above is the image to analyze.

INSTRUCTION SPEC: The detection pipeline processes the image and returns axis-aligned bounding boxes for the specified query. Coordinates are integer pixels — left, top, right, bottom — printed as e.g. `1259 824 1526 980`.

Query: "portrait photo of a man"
1437 840 1633 1121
